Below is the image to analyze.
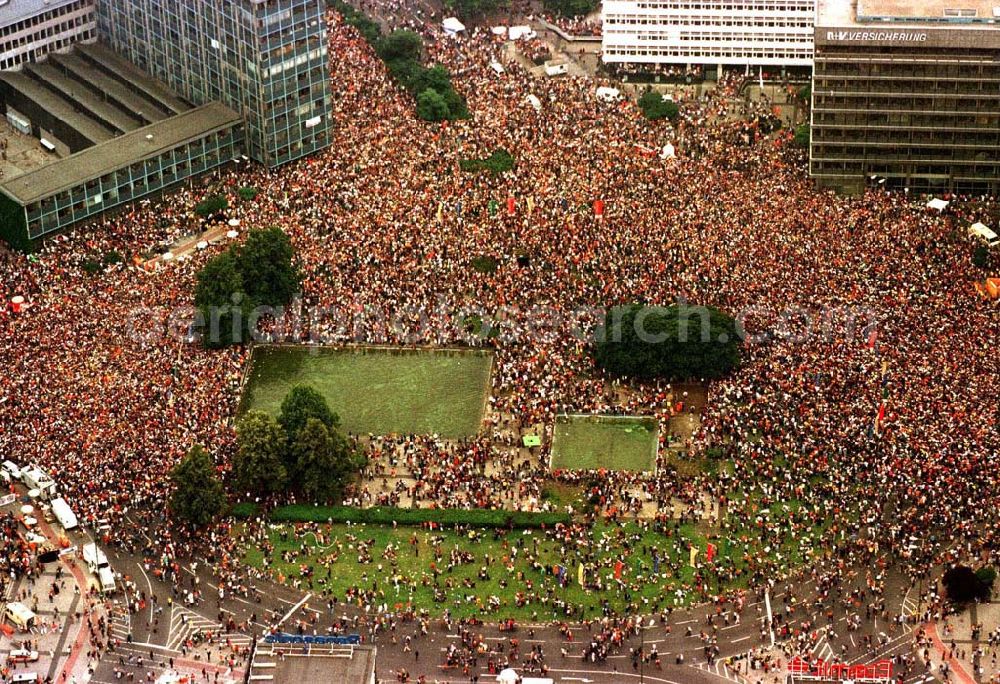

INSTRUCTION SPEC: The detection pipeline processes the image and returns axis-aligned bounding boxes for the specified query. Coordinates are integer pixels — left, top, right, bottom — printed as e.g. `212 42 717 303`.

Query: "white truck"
82 542 116 594
20 465 57 500
49 497 78 531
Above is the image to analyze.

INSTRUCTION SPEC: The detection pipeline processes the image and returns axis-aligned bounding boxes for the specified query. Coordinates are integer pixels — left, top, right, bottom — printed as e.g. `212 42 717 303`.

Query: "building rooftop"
247 643 377 684
818 0 1000 26
0 102 241 205
859 0 1000 21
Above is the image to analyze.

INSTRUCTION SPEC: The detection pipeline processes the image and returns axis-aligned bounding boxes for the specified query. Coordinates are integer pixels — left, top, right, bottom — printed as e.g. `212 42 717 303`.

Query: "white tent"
442 17 466 34
497 669 519 684
596 86 621 102
491 26 508 37
509 25 536 40
660 142 676 159
526 94 542 112
926 198 949 211
490 61 505 75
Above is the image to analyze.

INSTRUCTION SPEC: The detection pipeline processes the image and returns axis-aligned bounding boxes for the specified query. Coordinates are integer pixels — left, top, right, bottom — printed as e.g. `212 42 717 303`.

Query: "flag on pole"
706 543 717 563
527 196 535 215
758 66 764 91
488 199 497 216
689 545 699 568
578 562 585 587
866 327 878 349
437 202 444 223
614 560 624 580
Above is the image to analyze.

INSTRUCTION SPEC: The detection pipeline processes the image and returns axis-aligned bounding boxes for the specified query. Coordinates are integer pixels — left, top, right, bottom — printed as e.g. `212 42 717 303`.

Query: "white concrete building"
602 0 815 69
0 0 97 71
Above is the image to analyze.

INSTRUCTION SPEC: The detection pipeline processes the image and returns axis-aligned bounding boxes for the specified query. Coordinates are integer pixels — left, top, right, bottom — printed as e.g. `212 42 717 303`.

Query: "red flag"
507 197 516 215
866 328 878 349
614 560 624 579
594 199 604 217
706 543 717 563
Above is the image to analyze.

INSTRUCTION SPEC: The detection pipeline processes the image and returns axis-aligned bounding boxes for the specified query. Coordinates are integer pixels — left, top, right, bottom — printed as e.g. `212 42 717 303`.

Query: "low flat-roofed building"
246 642 376 684
810 0 1000 195
0 43 243 250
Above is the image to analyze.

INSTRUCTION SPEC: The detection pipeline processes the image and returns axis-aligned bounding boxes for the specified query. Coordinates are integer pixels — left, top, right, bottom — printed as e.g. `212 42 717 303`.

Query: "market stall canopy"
443 17 466 34
526 94 542 111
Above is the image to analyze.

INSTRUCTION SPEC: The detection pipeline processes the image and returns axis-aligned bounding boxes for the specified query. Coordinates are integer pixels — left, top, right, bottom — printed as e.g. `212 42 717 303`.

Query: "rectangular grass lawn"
241 346 493 438
550 415 659 472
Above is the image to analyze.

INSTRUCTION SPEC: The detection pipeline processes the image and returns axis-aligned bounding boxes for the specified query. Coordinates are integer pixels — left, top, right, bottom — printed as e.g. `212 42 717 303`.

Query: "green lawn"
240 497 834 619
551 415 659 472
240 346 493 437
243 520 708 620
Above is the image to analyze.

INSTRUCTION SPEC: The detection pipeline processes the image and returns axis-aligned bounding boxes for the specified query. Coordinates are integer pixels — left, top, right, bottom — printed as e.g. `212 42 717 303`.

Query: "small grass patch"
551 415 658 472
240 346 493 438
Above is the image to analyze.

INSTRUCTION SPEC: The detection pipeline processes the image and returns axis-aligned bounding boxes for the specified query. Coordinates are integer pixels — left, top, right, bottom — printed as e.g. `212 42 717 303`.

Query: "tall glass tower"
98 0 330 167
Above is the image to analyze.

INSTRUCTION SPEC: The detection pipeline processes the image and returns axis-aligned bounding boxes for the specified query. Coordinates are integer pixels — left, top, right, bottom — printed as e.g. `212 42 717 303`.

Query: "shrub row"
330 0 466 121
234 503 570 528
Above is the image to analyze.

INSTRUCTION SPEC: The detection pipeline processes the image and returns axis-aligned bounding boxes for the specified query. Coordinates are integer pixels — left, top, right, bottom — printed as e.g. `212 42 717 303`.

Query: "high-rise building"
810 0 1000 195
98 0 331 168
601 0 815 72
0 0 98 71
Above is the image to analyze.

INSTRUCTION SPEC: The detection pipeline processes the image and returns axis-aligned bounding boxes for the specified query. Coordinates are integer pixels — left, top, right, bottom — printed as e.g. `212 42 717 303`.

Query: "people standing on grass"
0 3 998 682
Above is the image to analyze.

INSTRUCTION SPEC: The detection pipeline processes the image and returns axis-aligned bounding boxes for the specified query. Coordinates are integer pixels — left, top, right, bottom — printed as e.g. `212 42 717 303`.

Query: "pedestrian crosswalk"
691 660 747 683
166 605 253 653
109 601 131 643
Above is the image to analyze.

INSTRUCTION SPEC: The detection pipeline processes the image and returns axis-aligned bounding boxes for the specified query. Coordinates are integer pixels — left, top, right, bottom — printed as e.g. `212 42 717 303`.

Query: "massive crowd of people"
1 2 999 681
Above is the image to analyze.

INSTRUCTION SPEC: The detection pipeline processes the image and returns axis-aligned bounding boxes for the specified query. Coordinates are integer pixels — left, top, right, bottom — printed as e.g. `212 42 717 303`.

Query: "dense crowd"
1 3 999 682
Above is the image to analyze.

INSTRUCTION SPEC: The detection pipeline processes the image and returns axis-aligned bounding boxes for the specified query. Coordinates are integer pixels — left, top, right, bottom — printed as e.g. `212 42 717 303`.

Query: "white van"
20 466 56 500
50 497 78 531
969 222 1000 247
2 460 20 481
11 673 39 683
543 62 568 77
4 602 37 631
83 542 116 593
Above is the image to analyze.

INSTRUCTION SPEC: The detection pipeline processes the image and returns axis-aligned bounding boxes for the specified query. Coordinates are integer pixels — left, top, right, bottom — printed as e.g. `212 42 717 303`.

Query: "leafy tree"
976 567 996 598
461 149 515 175
797 84 812 103
443 0 507 21
238 187 259 201
195 195 229 218
972 244 990 269
278 385 339 443
293 418 358 502
169 445 227 527
233 411 288 496
234 227 301 307
378 30 424 62
794 123 811 149
416 88 451 121
194 251 254 348
943 565 991 604
594 303 741 381
543 0 597 17
638 91 679 121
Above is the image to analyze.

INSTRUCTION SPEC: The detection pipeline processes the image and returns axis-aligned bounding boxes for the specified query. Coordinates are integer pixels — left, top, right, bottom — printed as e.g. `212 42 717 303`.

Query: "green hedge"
269 504 570 528
231 502 261 519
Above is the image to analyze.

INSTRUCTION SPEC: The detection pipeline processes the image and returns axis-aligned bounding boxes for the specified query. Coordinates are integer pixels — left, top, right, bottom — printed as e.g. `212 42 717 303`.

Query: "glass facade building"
98 0 331 168
811 0 1000 195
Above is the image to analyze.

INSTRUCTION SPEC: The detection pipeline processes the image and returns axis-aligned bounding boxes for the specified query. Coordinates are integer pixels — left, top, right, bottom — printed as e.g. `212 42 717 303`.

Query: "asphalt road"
84 544 947 684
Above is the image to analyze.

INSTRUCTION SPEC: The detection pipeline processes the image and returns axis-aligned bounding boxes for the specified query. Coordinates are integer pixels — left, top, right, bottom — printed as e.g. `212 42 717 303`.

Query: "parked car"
8 648 40 663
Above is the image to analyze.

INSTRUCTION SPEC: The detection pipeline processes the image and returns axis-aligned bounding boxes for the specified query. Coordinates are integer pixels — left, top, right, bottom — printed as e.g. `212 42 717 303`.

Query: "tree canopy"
416 89 451 122
233 410 288 497
638 91 679 121
793 123 811 149
278 385 340 443
542 0 598 17
193 227 301 347
169 445 227 527
943 565 993 604
594 303 742 381
293 418 359 502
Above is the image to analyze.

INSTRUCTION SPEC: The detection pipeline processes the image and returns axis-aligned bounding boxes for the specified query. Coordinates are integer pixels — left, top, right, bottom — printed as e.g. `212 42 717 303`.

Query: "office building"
98 0 331 168
602 0 815 73
0 0 97 71
810 0 1000 195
